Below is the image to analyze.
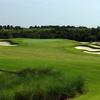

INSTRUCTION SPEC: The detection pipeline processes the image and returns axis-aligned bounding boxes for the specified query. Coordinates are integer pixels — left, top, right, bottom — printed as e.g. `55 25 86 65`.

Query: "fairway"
0 39 100 100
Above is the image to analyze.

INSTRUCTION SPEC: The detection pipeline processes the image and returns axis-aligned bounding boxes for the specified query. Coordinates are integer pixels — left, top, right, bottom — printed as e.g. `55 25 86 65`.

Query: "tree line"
0 25 100 42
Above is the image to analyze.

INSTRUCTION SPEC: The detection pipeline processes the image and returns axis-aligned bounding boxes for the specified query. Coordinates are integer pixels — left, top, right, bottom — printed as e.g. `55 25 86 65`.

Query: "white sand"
84 51 100 54
75 46 100 54
91 42 100 45
75 46 100 51
0 42 16 46
89 44 100 48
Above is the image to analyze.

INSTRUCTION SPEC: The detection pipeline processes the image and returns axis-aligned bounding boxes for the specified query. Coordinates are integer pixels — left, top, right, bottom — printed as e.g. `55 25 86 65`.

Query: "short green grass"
0 39 100 100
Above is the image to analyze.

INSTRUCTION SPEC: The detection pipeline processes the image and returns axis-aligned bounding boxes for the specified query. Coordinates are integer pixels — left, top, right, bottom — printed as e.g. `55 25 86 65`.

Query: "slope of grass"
0 39 99 99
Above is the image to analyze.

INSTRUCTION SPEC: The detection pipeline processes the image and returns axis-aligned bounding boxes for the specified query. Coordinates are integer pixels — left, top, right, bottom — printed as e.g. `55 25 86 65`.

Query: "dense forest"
0 25 100 42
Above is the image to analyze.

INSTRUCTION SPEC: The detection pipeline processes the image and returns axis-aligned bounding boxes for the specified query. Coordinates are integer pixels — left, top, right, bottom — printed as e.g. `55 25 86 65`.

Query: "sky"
0 0 100 27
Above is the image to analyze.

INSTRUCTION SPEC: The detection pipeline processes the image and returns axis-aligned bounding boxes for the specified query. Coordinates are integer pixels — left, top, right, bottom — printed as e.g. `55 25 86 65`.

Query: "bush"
0 67 86 100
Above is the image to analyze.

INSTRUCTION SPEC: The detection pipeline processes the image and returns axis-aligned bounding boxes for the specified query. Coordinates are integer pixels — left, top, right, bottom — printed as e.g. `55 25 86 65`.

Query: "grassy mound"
0 67 85 100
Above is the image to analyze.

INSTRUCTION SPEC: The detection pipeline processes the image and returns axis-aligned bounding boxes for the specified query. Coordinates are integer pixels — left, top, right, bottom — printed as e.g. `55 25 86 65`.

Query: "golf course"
0 38 99 100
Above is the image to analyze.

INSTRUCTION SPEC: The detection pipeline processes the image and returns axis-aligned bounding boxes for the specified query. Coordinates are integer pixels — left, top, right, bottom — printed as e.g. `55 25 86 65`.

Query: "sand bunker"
75 46 100 51
75 46 100 54
84 51 100 54
0 42 16 46
89 45 100 49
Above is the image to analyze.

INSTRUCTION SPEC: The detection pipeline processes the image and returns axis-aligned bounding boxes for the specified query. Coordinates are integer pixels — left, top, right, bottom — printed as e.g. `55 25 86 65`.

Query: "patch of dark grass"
17 67 60 77
0 67 86 100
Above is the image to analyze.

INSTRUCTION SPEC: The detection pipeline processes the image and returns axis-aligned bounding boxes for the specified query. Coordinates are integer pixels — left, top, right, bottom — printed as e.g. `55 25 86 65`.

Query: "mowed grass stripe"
0 39 100 100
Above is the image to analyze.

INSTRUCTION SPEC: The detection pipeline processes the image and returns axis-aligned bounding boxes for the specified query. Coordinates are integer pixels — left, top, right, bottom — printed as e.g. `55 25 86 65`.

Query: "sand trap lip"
75 46 100 52
0 42 16 46
84 51 100 54
89 44 100 48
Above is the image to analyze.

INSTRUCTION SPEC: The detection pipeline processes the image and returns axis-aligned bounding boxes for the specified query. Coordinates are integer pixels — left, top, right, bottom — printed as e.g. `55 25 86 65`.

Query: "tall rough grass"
0 67 85 100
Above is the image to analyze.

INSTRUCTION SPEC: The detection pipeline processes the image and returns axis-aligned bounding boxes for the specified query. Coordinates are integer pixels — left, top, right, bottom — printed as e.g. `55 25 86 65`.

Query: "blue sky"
0 0 100 27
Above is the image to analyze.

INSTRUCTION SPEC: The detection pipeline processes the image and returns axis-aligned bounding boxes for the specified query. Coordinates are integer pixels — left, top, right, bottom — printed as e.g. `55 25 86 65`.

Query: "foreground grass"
0 39 99 100
0 68 85 100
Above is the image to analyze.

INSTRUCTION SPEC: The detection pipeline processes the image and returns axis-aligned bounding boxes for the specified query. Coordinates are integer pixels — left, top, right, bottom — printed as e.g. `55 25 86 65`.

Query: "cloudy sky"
0 0 100 27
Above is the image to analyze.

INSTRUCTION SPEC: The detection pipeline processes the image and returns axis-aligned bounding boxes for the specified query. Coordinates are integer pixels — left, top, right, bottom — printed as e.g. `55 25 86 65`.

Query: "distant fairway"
0 39 100 100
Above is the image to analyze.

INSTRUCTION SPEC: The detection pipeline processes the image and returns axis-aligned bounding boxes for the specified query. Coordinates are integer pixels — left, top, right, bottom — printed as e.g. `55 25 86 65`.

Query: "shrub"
0 67 86 100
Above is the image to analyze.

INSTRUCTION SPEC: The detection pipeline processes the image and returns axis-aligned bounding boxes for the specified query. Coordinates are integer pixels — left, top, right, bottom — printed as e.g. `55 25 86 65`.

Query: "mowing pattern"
0 39 99 100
